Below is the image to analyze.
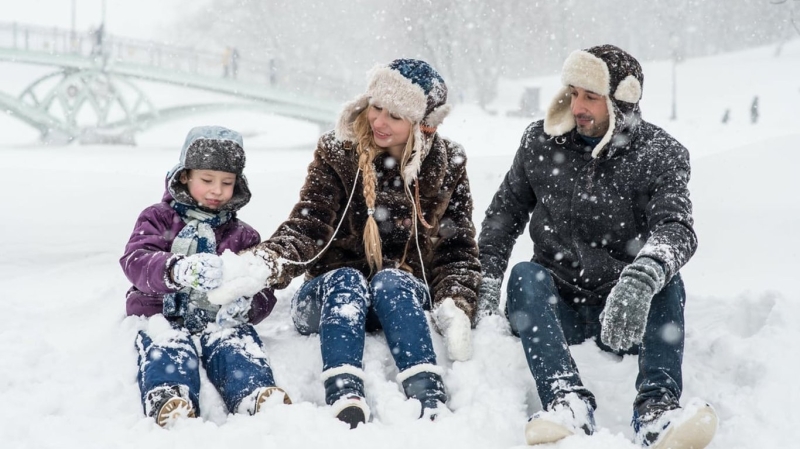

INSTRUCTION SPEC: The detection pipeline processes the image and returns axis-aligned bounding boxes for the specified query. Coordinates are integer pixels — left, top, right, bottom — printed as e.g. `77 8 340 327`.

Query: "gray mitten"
600 257 666 351
476 277 502 321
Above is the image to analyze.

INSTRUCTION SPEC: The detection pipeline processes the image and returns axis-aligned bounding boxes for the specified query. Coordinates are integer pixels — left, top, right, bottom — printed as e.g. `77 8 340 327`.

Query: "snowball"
206 250 270 305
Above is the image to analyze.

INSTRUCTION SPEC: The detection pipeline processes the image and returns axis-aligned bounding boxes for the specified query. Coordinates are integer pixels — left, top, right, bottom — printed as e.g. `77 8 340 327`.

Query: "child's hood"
165 126 252 212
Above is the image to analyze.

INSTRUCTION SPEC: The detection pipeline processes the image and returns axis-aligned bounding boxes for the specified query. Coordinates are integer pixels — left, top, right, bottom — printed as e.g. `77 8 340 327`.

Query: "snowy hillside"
1 41 799 449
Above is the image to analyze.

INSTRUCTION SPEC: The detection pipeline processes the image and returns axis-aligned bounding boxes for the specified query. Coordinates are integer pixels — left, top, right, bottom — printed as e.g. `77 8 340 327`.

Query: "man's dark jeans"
506 261 685 412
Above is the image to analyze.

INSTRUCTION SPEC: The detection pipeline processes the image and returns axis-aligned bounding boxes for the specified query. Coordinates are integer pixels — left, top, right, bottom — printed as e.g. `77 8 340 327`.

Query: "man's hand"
600 257 666 351
476 277 502 321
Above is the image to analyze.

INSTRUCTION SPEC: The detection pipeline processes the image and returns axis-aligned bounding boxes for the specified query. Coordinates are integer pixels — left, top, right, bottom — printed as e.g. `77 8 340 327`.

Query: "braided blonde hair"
351 107 415 272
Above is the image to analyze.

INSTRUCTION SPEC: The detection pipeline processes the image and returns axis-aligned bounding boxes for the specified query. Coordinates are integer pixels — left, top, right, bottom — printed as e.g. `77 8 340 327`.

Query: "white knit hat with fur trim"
335 59 451 184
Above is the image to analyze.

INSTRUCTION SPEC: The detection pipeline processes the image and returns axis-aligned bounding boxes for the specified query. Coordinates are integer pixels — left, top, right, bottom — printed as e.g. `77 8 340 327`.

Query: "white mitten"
171 253 223 291
206 250 276 305
433 297 473 362
215 296 252 328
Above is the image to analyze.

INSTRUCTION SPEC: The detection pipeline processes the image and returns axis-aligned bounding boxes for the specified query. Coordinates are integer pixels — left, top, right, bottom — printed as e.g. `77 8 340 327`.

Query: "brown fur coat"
256 130 481 321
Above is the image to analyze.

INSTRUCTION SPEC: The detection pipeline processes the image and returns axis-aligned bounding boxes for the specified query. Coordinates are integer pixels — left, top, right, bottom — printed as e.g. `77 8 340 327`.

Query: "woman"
249 59 480 428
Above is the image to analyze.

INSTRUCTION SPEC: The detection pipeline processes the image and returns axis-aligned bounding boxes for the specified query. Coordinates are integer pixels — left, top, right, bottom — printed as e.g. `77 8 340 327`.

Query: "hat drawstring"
283 167 362 268
405 179 432 308
414 180 433 230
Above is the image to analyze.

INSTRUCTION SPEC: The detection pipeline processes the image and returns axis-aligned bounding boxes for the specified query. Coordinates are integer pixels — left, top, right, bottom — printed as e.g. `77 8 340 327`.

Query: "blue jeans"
292 267 436 373
136 322 277 414
506 261 685 411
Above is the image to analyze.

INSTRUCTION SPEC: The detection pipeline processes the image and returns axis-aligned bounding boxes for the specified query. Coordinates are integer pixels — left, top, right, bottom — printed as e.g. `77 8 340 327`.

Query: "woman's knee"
371 269 426 307
371 268 414 288
324 267 369 296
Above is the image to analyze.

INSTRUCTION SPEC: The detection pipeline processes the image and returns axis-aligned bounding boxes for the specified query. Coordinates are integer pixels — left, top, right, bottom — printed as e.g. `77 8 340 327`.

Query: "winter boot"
525 392 595 445
398 365 449 421
237 386 292 415
633 396 717 449
145 385 196 428
322 366 370 429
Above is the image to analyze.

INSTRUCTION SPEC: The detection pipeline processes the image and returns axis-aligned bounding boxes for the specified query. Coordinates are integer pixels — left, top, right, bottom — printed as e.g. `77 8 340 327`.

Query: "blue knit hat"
335 58 451 183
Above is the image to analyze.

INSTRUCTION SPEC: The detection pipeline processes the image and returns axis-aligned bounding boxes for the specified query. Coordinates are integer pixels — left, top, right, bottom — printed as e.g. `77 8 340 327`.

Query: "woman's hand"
433 297 473 362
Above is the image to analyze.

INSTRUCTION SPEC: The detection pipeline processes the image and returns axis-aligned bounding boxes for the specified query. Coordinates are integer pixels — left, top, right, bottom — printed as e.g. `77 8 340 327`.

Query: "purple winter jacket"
120 190 277 324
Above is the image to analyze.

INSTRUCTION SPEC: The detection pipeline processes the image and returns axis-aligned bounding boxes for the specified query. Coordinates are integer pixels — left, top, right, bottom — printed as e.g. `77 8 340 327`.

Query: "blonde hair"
351 108 415 272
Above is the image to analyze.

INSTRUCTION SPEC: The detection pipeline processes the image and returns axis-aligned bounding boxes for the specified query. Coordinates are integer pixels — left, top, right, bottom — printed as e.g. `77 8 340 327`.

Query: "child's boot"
238 386 292 415
145 385 196 428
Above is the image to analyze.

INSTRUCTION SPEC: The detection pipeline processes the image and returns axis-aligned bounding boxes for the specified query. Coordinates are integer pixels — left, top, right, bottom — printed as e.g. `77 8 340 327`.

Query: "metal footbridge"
0 22 350 144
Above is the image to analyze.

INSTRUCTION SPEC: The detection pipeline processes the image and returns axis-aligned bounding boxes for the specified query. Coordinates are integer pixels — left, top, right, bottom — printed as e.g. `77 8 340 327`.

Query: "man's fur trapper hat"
544 44 644 158
335 58 451 184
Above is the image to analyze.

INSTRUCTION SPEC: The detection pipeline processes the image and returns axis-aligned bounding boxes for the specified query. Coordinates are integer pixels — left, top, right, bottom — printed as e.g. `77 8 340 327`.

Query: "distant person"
222 47 232 78
269 57 277 86
477 45 718 448
722 108 730 124
120 126 290 427
241 59 479 428
90 24 104 56
231 47 240 79
750 96 759 124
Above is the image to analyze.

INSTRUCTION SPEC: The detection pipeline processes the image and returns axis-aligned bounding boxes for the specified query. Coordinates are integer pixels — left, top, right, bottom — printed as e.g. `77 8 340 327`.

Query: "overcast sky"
1 0 184 41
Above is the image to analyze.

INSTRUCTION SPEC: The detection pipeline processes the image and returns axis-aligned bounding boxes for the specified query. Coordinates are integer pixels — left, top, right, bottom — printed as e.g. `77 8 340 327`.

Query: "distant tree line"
173 0 789 106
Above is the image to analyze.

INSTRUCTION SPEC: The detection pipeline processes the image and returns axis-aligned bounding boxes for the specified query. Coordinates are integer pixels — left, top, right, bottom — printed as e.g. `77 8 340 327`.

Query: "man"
477 45 717 448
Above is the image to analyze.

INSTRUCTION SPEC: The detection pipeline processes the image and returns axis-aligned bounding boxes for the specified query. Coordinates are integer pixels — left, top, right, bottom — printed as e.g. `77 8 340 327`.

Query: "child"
120 126 290 427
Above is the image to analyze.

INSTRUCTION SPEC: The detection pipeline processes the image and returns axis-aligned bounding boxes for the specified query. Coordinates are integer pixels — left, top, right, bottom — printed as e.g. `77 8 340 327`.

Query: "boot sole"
156 397 195 428
652 405 718 449
254 386 292 413
525 419 574 445
336 405 366 429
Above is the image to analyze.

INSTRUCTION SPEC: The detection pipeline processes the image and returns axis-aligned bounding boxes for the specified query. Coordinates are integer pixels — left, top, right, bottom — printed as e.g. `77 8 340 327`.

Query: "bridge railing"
0 22 356 101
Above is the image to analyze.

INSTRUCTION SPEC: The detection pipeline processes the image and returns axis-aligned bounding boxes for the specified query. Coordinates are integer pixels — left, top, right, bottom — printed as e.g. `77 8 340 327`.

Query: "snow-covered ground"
1 41 799 448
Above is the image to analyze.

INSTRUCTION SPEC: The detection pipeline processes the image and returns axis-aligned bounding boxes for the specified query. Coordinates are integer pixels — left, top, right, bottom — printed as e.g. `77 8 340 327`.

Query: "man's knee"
506 262 559 334
506 262 555 311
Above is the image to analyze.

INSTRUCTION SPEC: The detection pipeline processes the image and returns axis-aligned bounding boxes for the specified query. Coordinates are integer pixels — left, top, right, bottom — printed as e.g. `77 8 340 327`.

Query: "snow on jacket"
120 190 277 324
479 119 697 306
253 130 481 321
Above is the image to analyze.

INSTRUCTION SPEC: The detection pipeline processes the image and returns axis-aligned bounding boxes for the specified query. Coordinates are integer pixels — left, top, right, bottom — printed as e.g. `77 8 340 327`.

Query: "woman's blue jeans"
292 267 437 373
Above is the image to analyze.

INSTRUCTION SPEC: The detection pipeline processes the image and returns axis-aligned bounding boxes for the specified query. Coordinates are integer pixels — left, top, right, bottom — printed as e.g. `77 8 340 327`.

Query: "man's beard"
575 114 609 138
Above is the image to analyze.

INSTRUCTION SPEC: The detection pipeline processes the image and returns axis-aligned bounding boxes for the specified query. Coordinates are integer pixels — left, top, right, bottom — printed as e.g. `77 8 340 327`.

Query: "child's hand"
206 250 273 305
215 296 252 328
172 253 223 291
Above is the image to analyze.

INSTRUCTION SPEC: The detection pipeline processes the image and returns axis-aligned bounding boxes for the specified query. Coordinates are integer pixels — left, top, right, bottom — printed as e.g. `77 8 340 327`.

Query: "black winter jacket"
479 119 697 306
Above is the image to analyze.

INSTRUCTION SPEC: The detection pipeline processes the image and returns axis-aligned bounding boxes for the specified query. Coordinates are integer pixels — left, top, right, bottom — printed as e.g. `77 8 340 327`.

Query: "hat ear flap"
403 124 425 185
424 104 451 128
335 94 370 142
614 75 642 104
544 87 575 136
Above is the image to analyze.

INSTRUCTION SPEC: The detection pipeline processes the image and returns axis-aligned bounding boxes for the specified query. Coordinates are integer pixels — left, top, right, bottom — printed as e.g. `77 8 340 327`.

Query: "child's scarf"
163 201 232 333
